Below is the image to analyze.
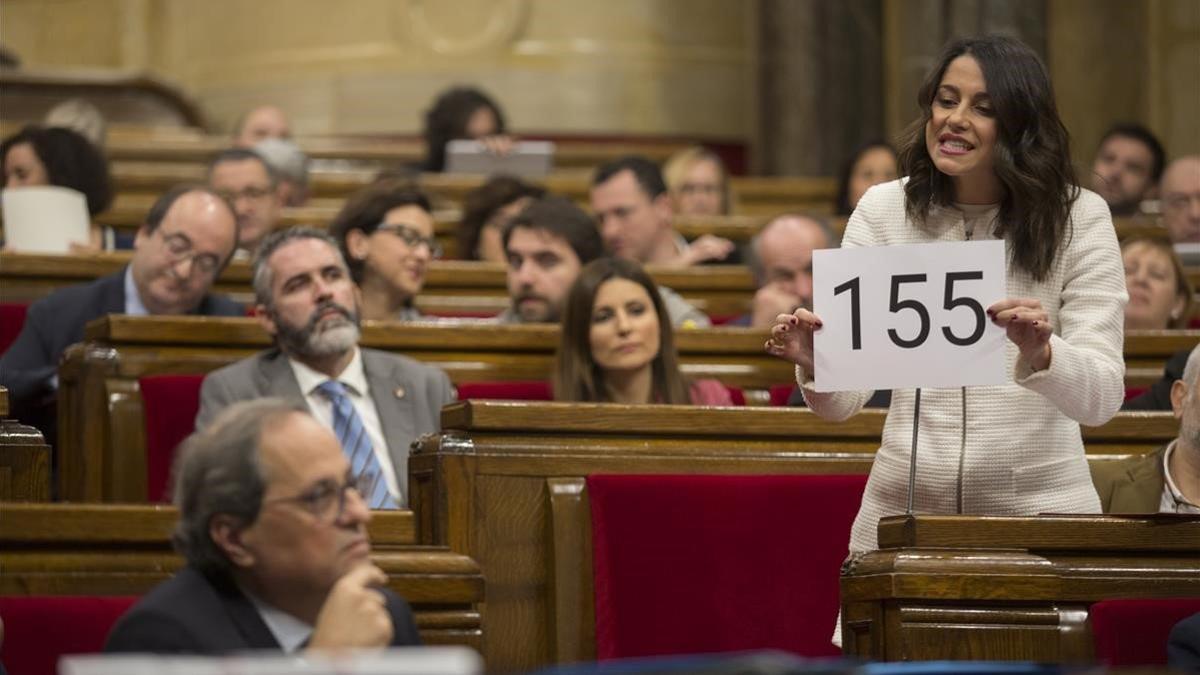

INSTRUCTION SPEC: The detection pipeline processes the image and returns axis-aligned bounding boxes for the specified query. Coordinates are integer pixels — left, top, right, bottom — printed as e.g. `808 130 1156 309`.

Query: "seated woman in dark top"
420 86 510 173
555 257 732 406
458 174 544 262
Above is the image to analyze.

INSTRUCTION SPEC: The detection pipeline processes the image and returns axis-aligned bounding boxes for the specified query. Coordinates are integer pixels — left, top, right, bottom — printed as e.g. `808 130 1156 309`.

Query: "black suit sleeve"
1123 349 1188 411
104 608 204 653
1169 611 1200 671
383 589 422 646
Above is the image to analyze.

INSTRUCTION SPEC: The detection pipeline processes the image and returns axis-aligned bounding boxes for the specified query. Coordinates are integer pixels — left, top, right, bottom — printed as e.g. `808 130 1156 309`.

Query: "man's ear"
1171 380 1187 420
345 229 369 261
254 304 278 337
652 193 674 228
210 514 255 568
133 224 152 250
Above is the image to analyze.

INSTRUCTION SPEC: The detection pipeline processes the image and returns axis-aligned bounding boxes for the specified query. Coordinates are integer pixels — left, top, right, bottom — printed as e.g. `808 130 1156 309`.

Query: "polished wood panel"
0 387 50 501
841 514 1200 661
0 68 205 127
408 401 1177 672
0 502 484 649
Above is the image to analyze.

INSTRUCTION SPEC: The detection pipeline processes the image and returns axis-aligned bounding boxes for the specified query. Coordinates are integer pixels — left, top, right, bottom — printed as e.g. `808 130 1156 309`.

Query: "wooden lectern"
840 514 1200 662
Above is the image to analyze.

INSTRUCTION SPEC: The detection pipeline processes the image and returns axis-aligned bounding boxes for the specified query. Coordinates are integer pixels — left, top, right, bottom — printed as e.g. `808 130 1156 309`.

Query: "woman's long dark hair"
0 124 113 216
421 86 506 173
554 257 689 405
897 35 1078 281
834 139 896 216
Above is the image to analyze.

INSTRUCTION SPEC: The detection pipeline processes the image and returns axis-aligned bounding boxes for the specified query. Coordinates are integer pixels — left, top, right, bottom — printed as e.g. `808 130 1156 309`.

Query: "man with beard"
495 195 709 328
195 228 453 508
1092 344 1200 513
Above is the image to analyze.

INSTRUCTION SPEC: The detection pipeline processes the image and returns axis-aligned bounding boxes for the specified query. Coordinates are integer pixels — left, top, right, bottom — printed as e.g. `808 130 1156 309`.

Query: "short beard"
273 301 361 359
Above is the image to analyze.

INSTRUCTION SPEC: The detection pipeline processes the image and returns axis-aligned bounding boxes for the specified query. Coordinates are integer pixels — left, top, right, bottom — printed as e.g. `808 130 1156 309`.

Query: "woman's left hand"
988 298 1052 371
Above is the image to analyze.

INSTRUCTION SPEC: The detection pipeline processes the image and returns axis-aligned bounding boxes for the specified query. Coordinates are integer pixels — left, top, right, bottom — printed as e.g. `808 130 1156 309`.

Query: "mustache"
514 291 548 304
307 300 357 330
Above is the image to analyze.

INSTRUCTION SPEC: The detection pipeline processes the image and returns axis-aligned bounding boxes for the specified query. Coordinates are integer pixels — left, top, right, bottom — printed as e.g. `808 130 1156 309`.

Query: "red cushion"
588 473 868 659
0 596 138 675
1124 386 1149 402
769 384 796 406
0 302 29 357
455 380 553 401
724 385 745 407
139 374 205 502
1091 597 1200 666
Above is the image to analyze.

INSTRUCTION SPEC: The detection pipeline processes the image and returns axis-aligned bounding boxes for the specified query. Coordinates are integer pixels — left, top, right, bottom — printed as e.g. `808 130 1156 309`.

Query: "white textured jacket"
800 179 1127 553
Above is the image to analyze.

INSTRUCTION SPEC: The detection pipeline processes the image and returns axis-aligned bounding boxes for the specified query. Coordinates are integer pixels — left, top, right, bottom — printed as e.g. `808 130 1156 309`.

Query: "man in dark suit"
1093 345 1200 513
1170 611 1200 670
195 227 453 507
106 399 421 652
0 184 242 446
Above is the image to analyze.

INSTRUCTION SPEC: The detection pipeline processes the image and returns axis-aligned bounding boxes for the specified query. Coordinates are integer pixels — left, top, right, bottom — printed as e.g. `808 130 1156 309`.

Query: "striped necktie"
315 380 398 509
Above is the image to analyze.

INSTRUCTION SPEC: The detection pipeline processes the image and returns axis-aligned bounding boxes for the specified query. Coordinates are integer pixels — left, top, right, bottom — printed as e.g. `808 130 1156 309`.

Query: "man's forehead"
212 158 271 184
594 170 650 203
269 239 343 277
161 191 236 234
509 227 575 255
259 412 347 486
1100 135 1152 160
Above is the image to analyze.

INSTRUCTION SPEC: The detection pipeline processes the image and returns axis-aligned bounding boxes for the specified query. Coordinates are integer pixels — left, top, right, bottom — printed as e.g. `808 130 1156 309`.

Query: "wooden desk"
0 502 484 649
55 316 790 502
0 252 759 318
407 401 1178 672
840 514 1200 662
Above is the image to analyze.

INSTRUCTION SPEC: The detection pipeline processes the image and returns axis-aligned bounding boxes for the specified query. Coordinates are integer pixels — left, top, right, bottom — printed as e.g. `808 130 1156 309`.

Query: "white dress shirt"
245 590 312 652
288 348 402 503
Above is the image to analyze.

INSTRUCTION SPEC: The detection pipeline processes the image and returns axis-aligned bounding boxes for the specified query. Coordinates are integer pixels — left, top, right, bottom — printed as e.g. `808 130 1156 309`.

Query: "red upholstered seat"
0 302 28 356
455 380 554 401
769 384 796 406
588 473 868 659
1091 597 1200 666
0 595 138 675
139 374 205 502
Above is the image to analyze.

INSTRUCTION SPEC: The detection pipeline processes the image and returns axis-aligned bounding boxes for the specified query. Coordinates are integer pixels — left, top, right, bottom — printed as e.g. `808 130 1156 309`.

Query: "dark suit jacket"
1169 611 1200 671
1090 444 1167 513
195 348 454 503
1123 348 1188 411
104 565 420 653
0 268 243 445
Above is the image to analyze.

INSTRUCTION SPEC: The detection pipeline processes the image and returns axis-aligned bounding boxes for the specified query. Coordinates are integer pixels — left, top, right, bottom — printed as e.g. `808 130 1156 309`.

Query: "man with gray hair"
106 399 421 652
196 227 453 508
207 148 284 257
1093 344 1200 513
734 213 836 328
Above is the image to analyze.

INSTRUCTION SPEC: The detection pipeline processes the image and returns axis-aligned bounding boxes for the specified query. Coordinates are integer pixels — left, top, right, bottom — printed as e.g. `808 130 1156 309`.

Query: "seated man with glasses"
196 227 453 508
1161 155 1200 244
207 147 285 257
1092 344 1200 514
0 184 242 448
329 181 442 322
106 398 421 653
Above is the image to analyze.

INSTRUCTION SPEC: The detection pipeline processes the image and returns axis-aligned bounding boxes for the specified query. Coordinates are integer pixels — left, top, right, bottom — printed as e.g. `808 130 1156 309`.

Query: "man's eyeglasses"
1162 193 1200 212
217 186 274 203
376 222 443 259
159 231 223 277
263 474 371 522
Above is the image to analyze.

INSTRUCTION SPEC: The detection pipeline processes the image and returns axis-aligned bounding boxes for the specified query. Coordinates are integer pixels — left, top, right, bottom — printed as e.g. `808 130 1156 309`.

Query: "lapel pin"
394 386 406 399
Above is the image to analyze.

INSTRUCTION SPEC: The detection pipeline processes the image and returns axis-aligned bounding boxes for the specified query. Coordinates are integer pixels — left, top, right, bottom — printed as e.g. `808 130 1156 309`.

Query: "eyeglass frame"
216 185 276 203
374 221 443 259
261 471 372 522
157 229 226 277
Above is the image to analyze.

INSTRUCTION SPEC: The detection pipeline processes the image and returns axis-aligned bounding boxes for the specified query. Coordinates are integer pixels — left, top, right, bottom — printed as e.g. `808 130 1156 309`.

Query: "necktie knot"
317 379 348 401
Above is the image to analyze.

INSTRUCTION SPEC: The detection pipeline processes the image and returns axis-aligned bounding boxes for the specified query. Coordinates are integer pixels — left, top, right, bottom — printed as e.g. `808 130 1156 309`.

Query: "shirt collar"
123 266 150 316
1162 440 1199 512
242 589 313 653
289 347 368 398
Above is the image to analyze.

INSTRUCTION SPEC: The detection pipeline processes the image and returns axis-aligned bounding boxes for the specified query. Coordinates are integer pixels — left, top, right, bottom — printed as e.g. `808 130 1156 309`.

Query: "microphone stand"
906 388 921 514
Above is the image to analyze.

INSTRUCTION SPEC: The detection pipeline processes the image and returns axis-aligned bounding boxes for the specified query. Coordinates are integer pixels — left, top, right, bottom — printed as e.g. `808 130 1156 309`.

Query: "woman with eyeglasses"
329 181 441 321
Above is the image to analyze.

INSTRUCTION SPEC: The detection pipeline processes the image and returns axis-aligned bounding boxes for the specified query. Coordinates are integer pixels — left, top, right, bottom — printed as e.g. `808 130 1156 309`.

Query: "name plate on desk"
812 240 1007 392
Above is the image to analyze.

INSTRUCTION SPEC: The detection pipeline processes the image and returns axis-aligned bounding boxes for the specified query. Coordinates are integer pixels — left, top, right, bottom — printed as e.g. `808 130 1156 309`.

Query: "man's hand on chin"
307 563 394 650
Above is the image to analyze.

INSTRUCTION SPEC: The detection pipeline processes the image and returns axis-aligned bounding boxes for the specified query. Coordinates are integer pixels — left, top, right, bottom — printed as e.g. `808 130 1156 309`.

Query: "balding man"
737 214 836 328
0 185 242 445
1093 345 1200 513
1161 156 1200 244
233 105 292 148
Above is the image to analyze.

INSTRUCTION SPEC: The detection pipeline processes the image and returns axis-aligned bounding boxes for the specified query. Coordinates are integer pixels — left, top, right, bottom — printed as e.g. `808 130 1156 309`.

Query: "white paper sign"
812 240 1007 392
2 185 90 252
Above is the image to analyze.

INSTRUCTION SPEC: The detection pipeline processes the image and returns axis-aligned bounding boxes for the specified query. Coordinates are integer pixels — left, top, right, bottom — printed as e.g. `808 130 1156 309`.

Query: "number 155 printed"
812 240 1009 392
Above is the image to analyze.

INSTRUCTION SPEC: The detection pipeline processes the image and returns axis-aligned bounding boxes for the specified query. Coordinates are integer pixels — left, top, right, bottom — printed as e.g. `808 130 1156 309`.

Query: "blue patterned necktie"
315 380 398 509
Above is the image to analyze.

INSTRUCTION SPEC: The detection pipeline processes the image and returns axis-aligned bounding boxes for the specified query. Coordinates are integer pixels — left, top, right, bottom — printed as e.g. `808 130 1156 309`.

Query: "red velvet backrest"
588 473 868 660
0 596 138 675
769 384 796 406
0 302 29 357
1091 597 1200 666
139 374 205 502
455 380 554 401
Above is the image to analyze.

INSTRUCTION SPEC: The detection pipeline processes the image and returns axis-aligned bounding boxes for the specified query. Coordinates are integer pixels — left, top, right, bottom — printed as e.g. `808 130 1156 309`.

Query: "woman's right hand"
764 309 823 375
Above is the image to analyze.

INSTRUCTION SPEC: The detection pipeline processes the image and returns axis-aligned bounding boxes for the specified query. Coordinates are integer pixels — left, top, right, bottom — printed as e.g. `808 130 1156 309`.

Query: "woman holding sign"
766 35 1125 564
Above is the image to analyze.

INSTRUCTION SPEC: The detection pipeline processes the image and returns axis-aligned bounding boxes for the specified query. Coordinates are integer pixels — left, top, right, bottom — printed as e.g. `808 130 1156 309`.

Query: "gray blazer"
195 348 454 504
